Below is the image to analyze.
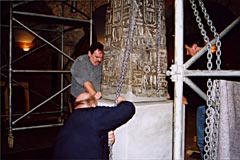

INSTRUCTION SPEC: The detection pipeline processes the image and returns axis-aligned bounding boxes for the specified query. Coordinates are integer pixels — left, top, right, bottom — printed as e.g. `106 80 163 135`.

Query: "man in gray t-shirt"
70 42 116 152
70 42 104 100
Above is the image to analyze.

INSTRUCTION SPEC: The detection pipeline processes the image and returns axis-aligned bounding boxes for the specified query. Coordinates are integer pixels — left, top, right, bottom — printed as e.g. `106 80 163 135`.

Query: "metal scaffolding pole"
4 1 94 148
1 36 61 70
12 84 71 125
8 2 14 148
170 3 240 160
184 16 240 69
184 70 240 77
13 11 91 24
12 17 75 61
90 0 93 45
184 77 208 101
60 2 65 117
12 70 71 73
173 0 185 159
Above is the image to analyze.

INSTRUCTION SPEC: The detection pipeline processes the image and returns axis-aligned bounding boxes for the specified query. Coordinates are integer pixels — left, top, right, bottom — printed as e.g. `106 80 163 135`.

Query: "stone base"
102 91 167 102
99 99 173 159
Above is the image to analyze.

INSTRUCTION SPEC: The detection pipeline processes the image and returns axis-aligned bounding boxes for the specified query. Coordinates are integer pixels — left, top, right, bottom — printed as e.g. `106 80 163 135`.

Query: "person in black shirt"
54 93 135 160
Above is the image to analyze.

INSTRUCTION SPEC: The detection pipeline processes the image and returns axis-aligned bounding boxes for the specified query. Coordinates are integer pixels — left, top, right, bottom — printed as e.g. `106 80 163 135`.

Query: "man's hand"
116 96 125 105
182 96 188 105
94 91 102 100
83 81 102 100
108 130 115 145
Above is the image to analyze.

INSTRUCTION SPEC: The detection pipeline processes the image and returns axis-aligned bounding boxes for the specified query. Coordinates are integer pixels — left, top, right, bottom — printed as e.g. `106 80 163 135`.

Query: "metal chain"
198 3 222 156
114 0 139 104
199 0 221 159
157 0 162 93
198 1 222 159
110 1 139 160
193 1 215 158
198 0 222 70
108 144 113 160
190 0 222 159
189 0 212 159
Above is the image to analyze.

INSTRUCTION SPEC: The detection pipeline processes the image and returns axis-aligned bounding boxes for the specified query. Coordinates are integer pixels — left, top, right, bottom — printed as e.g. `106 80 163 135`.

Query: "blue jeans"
196 105 206 159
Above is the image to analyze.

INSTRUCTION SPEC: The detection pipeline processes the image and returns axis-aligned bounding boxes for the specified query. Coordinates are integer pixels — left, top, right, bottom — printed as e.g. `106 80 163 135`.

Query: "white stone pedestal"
99 99 173 159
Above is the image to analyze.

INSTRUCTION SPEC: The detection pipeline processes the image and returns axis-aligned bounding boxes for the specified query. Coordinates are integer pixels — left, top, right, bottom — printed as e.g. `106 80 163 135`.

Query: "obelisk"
101 0 168 102
99 1 173 159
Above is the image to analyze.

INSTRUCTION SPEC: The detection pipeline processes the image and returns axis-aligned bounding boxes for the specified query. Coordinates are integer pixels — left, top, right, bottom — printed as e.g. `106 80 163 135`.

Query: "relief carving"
102 0 168 102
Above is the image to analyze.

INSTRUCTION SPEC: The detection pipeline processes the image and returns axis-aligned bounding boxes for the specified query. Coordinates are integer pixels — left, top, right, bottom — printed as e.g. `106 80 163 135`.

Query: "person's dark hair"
185 34 205 47
88 42 104 54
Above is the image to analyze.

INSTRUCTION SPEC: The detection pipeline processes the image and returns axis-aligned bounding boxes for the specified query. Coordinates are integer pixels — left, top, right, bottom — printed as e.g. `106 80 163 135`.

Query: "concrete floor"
1 106 201 160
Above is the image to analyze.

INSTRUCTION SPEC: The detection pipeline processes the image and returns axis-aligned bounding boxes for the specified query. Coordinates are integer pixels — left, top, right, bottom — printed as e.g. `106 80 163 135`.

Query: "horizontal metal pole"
1 111 61 117
13 1 34 8
185 16 240 69
184 70 240 77
13 70 71 73
1 24 59 32
12 123 63 131
13 11 91 24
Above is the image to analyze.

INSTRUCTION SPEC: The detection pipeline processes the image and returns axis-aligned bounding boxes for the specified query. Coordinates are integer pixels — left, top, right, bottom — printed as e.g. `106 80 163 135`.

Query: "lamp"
14 29 35 51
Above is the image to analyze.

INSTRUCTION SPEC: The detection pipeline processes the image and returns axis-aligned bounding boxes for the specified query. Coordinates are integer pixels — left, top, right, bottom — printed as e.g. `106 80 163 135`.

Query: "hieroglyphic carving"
101 0 168 102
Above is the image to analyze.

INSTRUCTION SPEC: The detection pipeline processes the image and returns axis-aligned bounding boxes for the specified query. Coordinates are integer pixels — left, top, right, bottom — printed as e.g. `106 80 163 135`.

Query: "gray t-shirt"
70 54 102 97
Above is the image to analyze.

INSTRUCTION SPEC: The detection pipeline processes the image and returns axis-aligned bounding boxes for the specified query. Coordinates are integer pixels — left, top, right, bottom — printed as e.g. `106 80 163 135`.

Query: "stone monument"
101 0 168 102
99 0 173 159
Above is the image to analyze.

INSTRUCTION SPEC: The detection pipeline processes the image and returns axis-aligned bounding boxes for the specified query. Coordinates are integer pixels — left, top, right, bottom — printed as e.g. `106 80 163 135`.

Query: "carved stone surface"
101 0 168 102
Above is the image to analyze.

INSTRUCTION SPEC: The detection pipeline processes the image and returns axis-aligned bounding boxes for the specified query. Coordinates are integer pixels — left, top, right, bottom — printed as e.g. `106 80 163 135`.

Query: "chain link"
198 1 221 159
189 0 222 159
111 1 139 159
114 0 139 104
109 143 113 160
157 0 162 93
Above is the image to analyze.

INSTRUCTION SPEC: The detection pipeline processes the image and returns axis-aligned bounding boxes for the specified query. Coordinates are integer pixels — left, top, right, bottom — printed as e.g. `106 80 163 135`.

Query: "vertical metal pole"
60 2 64 113
8 1 14 148
173 0 184 159
90 0 93 45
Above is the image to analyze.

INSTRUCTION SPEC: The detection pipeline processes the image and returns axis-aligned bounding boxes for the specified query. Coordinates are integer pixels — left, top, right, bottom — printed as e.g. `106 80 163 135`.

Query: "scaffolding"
171 1 240 159
1 0 94 148
1 0 240 159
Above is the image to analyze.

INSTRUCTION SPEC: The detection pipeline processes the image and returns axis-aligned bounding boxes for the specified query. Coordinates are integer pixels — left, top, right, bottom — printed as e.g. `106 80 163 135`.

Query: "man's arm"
92 101 135 131
83 81 102 99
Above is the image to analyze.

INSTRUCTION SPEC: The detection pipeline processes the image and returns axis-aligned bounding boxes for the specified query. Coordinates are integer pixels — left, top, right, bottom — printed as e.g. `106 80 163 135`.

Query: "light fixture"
14 29 35 52
21 43 32 51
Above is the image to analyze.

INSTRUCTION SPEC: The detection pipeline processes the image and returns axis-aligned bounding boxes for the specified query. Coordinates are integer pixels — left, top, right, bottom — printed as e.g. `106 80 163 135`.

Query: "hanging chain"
190 0 213 159
157 0 162 93
114 0 139 104
110 1 139 160
108 143 113 160
198 1 222 159
190 0 222 159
